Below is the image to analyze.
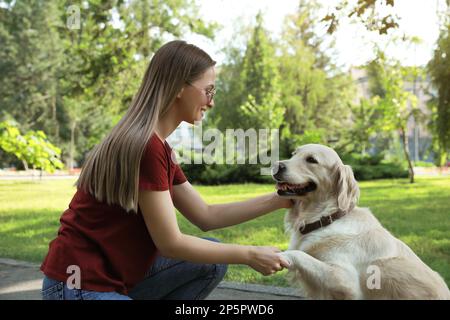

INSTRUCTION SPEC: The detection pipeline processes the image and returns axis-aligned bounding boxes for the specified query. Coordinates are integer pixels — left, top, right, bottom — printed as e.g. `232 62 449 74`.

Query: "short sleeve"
139 137 170 191
173 164 187 185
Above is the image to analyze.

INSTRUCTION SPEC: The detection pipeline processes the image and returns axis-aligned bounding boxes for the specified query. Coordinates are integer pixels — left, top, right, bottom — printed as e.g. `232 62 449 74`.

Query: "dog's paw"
278 251 296 270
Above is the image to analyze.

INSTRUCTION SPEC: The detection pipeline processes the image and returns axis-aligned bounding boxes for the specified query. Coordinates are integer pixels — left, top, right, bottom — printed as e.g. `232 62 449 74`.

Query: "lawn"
0 176 449 288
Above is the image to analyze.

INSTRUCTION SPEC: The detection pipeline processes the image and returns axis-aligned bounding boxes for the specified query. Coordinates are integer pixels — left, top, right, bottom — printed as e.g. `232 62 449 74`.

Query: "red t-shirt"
40 134 187 295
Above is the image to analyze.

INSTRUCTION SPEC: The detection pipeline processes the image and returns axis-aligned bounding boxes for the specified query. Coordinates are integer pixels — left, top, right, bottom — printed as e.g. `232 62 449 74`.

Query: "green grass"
0 176 449 287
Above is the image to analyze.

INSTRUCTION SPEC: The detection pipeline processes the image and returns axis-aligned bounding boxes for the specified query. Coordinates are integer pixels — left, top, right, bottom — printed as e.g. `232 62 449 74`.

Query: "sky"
186 0 449 69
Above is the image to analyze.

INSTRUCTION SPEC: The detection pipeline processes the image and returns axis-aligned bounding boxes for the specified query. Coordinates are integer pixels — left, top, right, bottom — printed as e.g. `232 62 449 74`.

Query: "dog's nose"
272 161 286 180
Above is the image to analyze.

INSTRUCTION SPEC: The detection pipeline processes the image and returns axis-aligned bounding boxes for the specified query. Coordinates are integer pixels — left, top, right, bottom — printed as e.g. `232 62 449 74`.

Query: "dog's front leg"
279 250 360 299
280 250 332 283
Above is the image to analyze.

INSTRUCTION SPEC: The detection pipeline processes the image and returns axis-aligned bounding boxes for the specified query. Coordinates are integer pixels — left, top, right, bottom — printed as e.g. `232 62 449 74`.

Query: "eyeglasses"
186 83 216 103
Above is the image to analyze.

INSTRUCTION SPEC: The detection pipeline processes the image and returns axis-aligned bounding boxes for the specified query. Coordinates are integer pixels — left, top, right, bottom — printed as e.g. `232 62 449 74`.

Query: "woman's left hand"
272 192 296 209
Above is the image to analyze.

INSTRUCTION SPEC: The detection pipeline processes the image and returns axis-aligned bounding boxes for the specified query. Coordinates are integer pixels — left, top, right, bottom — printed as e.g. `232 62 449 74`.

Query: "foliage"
277 1 355 156
342 96 381 154
288 129 328 148
209 12 283 131
342 49 422 182
1 0 447 182
181 162 273 185
413 161 436 168
0 121 64 172
428 21 450 166
0 0 217 167
323 0 398 35
0 0 63 134
341 152 408 180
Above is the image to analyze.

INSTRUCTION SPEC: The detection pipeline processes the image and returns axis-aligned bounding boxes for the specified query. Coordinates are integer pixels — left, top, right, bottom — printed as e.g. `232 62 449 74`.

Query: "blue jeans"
42 237 228 300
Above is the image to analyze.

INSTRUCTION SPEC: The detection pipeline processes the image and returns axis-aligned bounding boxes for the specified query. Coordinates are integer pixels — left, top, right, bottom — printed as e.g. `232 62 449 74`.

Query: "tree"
57 0 217 166
209 12 284 131
206 26 247 131
239 12 284 130
0 121 30 170
364 51 422 183
0 0 217 168
345 96 381 154
0 0 63 135
277 1 355 156
0 121 64 174
322 0 399 35
428 20 450 166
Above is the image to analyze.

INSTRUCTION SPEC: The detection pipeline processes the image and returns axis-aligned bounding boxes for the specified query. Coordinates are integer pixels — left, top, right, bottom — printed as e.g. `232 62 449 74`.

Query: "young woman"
41 40 292 300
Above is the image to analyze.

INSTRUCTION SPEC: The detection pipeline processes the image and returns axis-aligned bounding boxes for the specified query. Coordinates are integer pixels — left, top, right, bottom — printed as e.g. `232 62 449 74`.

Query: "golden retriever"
272 144 450 300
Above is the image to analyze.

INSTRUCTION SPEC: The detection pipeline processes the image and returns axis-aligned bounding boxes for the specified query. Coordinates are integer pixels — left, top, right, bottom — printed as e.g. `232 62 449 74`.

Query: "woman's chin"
185 117 203 125
184 111 205 124
195 112 205 122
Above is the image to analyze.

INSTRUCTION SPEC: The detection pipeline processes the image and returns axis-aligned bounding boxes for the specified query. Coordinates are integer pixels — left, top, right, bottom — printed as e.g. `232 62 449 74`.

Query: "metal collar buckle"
320 215 333 226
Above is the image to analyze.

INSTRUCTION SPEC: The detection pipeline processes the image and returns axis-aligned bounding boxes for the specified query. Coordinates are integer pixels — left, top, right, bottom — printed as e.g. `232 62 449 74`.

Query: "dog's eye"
306 156 318 164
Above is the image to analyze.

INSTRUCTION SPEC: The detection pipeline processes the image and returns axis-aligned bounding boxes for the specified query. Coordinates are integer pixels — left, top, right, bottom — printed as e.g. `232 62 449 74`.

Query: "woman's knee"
214 262 228 280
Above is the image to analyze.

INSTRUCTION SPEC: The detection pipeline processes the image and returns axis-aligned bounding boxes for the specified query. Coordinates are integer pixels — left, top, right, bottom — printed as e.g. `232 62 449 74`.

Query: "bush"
180 162 274 185
341 152 385 166
341 152 408 181
350 163 409 180
0 120 64 172
413 161 435 168
180 151 409 185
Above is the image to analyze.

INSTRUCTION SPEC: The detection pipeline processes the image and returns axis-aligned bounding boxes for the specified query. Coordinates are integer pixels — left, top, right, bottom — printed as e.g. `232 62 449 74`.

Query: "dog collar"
299 210 346 235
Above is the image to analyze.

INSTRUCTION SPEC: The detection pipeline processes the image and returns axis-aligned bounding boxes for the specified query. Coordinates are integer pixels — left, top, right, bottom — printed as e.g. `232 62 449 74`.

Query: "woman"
41 40 291 300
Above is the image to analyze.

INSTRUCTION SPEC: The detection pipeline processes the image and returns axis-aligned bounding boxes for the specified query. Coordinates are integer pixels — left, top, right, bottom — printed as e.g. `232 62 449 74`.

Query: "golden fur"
276 144 450 300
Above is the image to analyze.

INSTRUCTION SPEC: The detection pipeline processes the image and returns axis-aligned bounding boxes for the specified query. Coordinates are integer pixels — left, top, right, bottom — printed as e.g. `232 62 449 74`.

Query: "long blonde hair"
77 40 216 212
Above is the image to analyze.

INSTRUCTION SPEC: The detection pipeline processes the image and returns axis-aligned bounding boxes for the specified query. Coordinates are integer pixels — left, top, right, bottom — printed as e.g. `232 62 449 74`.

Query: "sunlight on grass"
0 176 449 287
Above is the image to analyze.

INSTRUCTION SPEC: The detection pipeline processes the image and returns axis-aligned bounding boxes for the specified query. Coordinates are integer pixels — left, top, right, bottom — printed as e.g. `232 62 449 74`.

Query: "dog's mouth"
276 181 317 196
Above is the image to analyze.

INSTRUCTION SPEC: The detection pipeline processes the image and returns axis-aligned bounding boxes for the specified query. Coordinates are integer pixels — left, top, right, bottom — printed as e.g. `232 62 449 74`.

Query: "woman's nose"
207 98 214 109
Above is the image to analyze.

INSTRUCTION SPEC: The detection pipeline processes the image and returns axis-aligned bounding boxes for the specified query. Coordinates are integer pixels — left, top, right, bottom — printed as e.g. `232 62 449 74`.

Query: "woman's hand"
271 192 296 209
247 246 291 276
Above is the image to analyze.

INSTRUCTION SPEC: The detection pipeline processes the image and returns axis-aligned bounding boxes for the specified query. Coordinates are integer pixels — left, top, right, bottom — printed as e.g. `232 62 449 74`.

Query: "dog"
273 144 450 300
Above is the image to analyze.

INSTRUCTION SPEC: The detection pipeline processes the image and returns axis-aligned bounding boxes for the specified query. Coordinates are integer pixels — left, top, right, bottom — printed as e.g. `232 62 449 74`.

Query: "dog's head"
272 144 360 213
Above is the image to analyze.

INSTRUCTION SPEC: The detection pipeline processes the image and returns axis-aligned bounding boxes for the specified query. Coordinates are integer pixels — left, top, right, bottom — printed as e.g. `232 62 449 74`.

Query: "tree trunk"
69 121 76 170
51 93 59 141
22 160 29 171
400 126 414 183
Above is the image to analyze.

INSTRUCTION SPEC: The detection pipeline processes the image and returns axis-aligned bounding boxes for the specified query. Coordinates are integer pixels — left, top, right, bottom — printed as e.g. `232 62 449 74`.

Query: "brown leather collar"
299 210 346 235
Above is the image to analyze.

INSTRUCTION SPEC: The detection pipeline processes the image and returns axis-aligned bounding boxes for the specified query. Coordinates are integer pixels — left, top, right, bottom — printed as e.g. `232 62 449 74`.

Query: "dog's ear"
333 164 360 213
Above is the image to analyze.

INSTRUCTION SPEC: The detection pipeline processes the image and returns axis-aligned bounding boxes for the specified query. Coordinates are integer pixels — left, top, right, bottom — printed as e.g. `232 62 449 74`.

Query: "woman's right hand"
247 246 290 276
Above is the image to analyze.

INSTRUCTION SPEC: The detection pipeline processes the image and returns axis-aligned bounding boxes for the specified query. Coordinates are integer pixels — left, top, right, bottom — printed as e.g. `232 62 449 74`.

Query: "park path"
0 258 302 300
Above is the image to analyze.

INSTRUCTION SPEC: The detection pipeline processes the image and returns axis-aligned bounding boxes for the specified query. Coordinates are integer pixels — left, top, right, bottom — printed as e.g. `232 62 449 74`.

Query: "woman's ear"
176 87 185 99
333 164 360 213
